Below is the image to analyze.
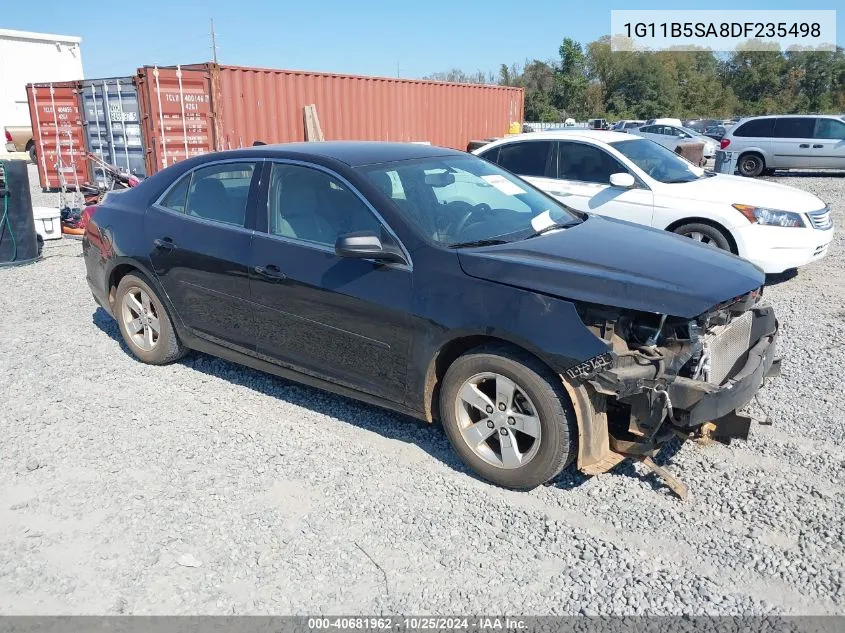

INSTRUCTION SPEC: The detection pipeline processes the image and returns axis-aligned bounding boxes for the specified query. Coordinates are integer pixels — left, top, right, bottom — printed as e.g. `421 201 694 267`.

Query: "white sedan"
473 130 833 274
629 124 717 158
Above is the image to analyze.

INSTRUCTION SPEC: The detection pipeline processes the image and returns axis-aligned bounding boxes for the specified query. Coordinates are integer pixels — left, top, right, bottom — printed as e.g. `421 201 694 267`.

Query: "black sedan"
83 142 779 490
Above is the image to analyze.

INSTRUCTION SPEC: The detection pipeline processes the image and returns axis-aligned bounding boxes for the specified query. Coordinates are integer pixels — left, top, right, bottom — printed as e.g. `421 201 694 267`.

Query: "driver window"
557 141 626 184
267 163 382 248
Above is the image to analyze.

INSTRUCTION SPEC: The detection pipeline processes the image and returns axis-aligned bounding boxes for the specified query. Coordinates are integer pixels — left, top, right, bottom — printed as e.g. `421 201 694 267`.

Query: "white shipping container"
0 29 83 154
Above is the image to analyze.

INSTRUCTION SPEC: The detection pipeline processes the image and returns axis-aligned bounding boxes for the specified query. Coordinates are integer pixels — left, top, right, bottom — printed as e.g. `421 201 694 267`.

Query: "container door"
82 78 147 187
27 82 88 190
136 65 215 176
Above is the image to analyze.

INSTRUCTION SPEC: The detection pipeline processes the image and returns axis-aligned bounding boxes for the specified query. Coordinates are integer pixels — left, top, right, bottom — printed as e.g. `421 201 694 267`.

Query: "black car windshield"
357 154 581 247
609 137 706 183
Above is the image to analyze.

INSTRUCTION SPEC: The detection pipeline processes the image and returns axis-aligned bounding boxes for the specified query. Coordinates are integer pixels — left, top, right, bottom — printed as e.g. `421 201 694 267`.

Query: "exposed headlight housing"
732 204 806 228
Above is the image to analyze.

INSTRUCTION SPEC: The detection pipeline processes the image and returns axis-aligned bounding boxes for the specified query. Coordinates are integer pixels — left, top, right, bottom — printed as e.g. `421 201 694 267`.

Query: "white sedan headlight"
732 204 806 228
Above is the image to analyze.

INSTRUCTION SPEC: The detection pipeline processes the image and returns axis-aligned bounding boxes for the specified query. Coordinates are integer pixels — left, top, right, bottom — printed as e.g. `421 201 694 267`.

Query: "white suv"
473 131 834 274
719 115 845 177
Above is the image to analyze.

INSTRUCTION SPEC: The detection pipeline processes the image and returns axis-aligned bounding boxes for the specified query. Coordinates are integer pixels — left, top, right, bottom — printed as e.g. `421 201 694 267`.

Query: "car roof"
482 130 636 145
215 141 463 167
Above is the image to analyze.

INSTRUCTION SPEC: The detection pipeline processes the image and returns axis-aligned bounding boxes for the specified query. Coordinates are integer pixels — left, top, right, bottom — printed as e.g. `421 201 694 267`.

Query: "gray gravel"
0 165 843 615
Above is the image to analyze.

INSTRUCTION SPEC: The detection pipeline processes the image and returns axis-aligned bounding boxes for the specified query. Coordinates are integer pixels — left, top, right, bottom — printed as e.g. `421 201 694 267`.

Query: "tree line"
424 37 845 121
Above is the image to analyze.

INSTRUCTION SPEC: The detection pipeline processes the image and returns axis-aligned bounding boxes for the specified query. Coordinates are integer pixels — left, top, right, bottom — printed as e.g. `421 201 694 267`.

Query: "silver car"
630 124 717 158
719 115 845 177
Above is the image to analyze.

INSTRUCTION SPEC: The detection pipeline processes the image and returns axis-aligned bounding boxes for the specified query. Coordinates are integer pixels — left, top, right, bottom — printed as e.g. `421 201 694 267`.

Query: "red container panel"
136 66 215 175
26 82 89 190
206 64 523 150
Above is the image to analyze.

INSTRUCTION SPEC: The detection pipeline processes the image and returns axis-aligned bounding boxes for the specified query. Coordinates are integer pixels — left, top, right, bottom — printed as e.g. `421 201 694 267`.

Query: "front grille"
807 207 833 230
706 311 753 385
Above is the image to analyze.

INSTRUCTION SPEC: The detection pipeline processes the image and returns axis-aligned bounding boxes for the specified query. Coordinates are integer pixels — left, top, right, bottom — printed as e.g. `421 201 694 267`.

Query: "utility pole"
396 62 400 78
210 18 218 64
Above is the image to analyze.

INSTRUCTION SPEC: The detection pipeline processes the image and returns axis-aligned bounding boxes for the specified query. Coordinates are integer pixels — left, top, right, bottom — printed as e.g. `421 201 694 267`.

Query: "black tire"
114 273 186 364
36 235 44 258
439 345 577 490
673 222 732 251
738 153 765 177
28 144 36 164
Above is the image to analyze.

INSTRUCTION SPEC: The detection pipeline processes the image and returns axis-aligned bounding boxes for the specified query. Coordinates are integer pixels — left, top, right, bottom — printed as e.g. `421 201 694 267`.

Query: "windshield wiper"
447 238 510 249
524 221 579 239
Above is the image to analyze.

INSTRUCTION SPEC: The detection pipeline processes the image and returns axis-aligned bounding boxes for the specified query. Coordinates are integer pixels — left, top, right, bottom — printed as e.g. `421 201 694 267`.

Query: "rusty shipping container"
184 63 523 151
26 82 89 190
135 65 216 175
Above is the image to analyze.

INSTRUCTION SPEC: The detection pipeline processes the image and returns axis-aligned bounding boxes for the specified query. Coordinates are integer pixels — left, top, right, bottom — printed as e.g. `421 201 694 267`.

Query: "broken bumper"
666 312 779 430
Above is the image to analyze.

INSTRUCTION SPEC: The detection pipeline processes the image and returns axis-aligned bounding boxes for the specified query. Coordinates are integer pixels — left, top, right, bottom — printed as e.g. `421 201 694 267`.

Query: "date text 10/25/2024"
306 617 527 630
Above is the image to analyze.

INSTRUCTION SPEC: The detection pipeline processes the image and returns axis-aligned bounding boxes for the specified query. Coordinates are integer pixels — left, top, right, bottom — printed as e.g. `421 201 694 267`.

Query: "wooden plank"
303 104 324 142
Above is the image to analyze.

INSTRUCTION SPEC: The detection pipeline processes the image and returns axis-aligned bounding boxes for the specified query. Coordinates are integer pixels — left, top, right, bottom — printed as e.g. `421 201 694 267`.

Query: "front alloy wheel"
121 287 160 351
440 345 577 490
455 372 542 469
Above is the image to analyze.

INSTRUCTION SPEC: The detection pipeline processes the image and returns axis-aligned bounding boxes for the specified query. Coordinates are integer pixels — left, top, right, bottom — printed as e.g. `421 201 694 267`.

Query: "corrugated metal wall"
205 64 523 151
26 82 88 190
28 63 525 185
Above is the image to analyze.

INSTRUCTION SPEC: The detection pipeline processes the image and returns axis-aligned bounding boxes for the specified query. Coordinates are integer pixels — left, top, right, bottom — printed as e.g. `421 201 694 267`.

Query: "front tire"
439 345 577 490
738 153 765 177
673 222 731 251
114 273 186 364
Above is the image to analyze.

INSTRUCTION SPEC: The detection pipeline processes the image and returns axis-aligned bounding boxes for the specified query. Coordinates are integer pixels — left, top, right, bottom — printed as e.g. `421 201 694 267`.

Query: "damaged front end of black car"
561 286 780 494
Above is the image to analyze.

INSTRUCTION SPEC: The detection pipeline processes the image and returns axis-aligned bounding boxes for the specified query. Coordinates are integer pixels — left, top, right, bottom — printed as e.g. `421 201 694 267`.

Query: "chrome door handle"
153 237 175 251
254 264 287 280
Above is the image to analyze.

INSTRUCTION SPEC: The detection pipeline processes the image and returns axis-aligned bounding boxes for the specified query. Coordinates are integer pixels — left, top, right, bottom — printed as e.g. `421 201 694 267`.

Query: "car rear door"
477 140 558 193
546 140 653 224
145 159 260 352
810 117 845 169
248 161 413 403
771 117 815 169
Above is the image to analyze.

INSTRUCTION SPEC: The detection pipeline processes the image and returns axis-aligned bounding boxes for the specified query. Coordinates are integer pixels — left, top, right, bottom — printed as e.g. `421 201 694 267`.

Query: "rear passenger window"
733 119 775 137
773 118 815 139
814 118 845 140
493 141 552 177
185 162 257 227
159 174 191 213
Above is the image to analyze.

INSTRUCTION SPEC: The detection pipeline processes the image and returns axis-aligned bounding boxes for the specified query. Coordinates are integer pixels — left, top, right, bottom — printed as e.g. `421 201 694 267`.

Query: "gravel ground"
1 164 843 615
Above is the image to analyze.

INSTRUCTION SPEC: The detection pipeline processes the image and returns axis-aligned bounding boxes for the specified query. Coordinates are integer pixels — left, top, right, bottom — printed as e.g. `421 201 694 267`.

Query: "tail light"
81 205 97 230
720 138 731 149
4 130 11 143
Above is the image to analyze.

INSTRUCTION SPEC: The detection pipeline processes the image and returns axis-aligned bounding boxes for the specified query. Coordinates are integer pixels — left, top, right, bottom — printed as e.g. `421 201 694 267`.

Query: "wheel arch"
423 335 561 424
664 216 738 254
423 334 617 474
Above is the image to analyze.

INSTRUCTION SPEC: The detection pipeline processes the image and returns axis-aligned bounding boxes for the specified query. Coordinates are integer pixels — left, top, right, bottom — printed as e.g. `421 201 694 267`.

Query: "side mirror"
335 231 407 265
609 172 636 188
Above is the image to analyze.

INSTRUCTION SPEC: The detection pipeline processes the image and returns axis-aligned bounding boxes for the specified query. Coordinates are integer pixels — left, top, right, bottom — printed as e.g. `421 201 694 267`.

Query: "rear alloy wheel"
440 346 576 489
673 222 731 251
738 153 764 177
115 273 185 364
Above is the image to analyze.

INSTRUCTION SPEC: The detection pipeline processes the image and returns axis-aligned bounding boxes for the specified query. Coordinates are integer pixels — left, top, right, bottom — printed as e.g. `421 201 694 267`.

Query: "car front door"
810 118 845 169
546 140 654 225
248 161 413 403
145 160 260 352
771 117 815 169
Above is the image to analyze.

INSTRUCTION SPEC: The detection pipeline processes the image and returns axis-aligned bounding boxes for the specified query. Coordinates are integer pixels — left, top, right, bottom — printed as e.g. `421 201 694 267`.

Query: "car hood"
662 174 825 212
457 215 765 319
